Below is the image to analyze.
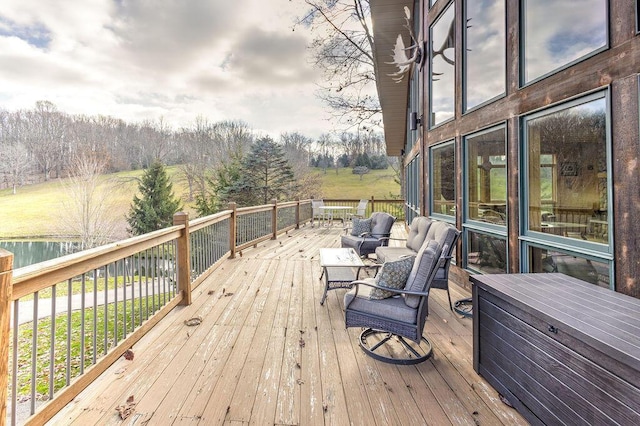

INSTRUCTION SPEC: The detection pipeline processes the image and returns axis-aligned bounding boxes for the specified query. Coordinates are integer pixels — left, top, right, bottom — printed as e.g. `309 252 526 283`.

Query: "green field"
0 166 400 239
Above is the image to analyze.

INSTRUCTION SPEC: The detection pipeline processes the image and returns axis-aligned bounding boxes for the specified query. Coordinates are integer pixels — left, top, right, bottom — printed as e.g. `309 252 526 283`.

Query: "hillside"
0 167 400 239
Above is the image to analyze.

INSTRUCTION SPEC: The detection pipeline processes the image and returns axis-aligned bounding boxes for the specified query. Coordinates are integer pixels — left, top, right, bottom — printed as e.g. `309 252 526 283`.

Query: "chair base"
359 328 433 365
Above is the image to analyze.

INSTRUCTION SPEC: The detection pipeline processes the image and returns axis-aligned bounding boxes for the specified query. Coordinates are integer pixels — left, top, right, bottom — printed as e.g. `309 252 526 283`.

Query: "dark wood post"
0 249 14 422
228 202 237 259
173 212 192 306
370 196 375 213
295 198 301 229
271 198 278 240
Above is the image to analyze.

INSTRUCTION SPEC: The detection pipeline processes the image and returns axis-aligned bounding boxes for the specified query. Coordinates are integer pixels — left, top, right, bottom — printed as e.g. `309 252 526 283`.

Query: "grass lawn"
0 166 400 239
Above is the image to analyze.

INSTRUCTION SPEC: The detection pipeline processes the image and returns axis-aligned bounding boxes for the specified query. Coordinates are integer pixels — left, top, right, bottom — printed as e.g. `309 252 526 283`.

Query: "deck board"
48 223 528 426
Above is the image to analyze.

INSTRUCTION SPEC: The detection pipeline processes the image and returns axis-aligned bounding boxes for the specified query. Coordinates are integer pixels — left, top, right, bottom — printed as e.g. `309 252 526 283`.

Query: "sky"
0 0 333 138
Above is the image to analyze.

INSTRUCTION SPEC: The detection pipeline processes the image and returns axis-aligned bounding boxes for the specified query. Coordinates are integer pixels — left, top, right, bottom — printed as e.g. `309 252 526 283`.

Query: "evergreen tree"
126 160 182 235
235 137 296 205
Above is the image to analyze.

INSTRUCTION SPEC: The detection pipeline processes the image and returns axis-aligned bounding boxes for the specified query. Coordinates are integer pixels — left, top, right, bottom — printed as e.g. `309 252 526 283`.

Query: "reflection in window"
528 246 610 288
465 127 506 223
430 3 455 126
430 142 455 217
525 94 609 245
464 0 505 110
406 155 421 223
466 230 507 274
522 0 607 84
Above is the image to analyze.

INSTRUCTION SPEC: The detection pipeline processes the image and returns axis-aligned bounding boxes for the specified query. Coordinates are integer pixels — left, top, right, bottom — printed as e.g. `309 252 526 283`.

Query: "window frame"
429 1 456 129
519 89 614 267
428 139 456 223
519 0 610 87
462 0 507 113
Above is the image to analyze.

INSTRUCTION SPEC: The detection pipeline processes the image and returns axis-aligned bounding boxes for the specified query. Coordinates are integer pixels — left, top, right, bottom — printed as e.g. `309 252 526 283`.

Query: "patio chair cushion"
375 216 432 263
404 240 442 308
370 212 395 238
343 282 418 324
370 255 416 299
351 217 372 236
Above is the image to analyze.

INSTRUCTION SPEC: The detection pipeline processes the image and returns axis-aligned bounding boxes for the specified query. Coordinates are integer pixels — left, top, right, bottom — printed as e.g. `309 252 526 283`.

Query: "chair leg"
446 287 453 311
358 328 433 365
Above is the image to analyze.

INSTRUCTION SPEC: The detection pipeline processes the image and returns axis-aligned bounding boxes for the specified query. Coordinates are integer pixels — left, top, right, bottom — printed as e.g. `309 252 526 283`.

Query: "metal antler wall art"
387 6 423 83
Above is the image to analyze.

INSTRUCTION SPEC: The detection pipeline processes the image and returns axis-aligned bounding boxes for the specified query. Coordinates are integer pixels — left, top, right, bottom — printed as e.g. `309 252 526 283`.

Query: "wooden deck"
48 224 528 425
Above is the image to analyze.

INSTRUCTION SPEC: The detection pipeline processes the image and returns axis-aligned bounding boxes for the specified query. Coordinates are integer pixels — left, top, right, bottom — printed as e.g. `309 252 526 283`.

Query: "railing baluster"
66 279 71 387
12 300 19 426
31 291 38 415
81 274 86 374
123 259 127 339
137 253 143 327
49 284 56 400
104 265 109 354
114 259 119 345
93 269 98 365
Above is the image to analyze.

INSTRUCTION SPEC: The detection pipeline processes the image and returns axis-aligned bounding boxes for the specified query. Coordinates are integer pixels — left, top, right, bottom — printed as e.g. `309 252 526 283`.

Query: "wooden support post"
1 249 14 423
370 196 375 213
228 202 237 259
271 198 278 240
295 198 301 229
173 212 192 306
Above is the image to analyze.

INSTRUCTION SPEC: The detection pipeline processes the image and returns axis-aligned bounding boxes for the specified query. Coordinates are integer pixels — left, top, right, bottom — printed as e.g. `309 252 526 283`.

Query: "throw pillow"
370 255 416 299
351 217 372 236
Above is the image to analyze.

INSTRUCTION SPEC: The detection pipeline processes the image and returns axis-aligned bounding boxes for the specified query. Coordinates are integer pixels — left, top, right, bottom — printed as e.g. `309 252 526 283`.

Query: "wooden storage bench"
471 273 640 425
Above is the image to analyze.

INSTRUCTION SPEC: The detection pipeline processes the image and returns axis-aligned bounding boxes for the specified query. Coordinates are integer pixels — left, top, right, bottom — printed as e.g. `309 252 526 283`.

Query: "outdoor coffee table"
319 248 364 305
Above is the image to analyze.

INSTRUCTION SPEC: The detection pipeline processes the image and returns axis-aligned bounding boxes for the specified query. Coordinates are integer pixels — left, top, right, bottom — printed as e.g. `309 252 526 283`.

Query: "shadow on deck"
48 223 527 425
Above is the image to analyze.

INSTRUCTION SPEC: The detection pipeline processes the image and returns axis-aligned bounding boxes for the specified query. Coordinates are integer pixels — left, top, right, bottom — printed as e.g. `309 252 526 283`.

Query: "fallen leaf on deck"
123 349 134 361
207 290 215 295
184 316 203 326
116 396 137 420
299 338 306 348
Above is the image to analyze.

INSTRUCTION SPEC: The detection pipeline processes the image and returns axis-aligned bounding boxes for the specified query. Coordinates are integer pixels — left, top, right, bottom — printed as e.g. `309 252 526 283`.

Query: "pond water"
0 241 77 269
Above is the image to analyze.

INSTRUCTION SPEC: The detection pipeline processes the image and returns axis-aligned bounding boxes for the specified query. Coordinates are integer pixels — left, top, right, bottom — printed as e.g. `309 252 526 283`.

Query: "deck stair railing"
0 197 399 425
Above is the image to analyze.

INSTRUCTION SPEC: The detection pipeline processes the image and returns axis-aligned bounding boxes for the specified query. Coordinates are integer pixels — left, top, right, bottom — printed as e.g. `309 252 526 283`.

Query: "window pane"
464 0 506 110
430 3 455 126
526 96 608 245
466 127 506 223
528 246 610 288
431 142 455 217
522 0 607 83
466 230 507 274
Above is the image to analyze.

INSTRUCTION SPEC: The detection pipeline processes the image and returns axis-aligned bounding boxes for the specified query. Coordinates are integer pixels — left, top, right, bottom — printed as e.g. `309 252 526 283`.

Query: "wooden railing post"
1 249 14 423
173 212 192 306
370 196 375 213
271 198 278 240
295 198 301 229
228 202 237 259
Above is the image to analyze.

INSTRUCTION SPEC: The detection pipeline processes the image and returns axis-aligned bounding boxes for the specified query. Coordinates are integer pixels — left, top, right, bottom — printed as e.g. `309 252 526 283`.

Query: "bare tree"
58 151 121 249
295 0 381 131
279 131 321 198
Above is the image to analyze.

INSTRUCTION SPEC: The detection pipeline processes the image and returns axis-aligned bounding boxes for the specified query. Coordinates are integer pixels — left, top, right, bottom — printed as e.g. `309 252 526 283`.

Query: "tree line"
0 100 394 194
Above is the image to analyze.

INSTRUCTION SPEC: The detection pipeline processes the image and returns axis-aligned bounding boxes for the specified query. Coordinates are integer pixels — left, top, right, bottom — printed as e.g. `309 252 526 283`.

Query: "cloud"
222 28 318 87
0 0 333 139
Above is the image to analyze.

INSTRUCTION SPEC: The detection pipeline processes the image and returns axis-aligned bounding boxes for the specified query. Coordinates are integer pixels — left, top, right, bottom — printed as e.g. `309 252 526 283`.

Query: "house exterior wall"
394 0 640 297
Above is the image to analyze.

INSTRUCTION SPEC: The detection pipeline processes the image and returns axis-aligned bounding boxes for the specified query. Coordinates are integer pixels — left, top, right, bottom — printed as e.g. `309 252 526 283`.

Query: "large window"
463 125 507 274
429 3 455 127
521 91 613 287
464 0 506 111
522 0 608 84
429 141 455 219
406 155 421 223
465 126 507 224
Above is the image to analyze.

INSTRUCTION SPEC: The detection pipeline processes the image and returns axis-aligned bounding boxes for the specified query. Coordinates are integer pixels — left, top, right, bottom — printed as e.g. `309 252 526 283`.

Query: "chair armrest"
350 280 429 297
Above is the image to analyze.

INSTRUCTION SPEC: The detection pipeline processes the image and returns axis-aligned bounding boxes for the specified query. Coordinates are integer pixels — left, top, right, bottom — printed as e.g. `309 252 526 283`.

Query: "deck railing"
0 197 399 425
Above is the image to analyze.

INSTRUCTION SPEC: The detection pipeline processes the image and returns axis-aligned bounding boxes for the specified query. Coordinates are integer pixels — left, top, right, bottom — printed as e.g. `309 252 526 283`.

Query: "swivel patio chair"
340 212 395 258
343 239 444 364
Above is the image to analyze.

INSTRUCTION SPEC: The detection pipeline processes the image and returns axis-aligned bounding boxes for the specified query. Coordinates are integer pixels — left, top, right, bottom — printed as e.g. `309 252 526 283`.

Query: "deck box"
471 273 640 425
